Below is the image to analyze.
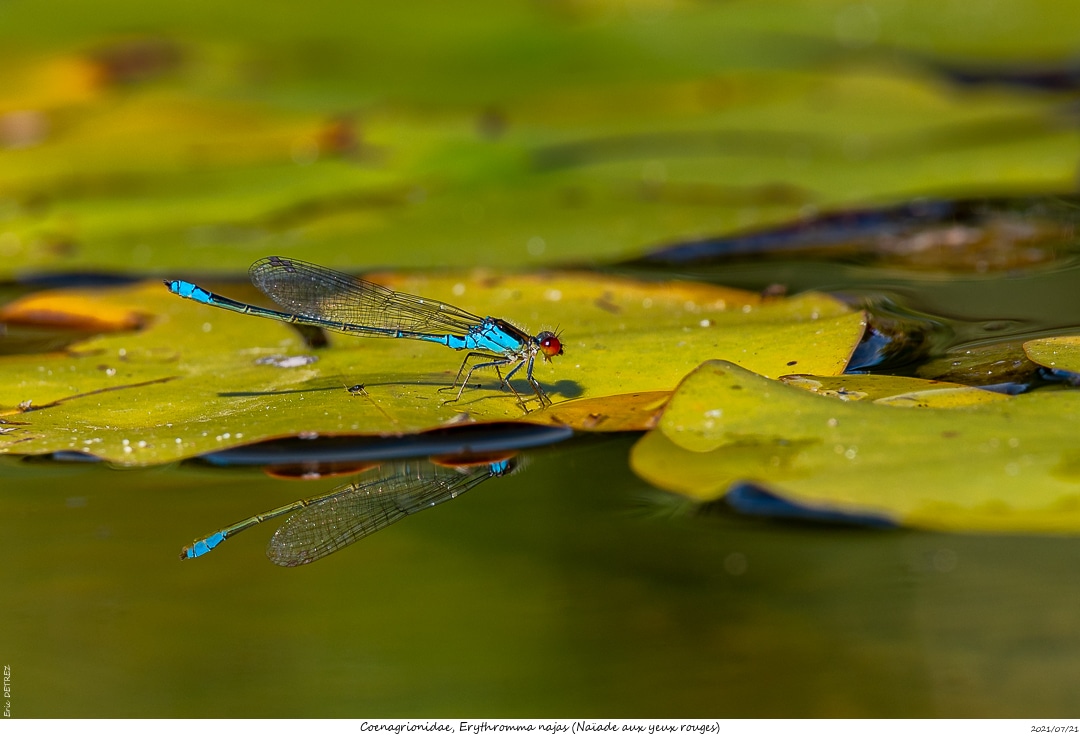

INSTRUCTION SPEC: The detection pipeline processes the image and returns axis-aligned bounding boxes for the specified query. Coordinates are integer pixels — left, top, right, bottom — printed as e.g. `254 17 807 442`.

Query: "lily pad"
0 271 864 464
530 391 671 432
1024 336 1080 376
631 360 1080 533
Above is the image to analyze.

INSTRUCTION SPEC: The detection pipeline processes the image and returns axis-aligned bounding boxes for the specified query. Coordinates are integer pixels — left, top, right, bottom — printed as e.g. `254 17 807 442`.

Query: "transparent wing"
266 460 507 567
249 256 484 337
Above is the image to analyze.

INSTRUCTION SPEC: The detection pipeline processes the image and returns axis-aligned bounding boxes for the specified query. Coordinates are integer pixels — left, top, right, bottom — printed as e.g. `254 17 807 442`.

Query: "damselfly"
165 256 563 408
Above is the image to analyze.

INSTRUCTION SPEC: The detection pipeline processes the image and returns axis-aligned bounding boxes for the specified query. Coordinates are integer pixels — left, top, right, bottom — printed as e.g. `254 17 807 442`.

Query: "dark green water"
4 432 1080 717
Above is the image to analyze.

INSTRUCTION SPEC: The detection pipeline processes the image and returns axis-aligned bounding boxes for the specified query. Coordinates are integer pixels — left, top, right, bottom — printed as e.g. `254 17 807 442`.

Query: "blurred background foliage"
1 0 1079 275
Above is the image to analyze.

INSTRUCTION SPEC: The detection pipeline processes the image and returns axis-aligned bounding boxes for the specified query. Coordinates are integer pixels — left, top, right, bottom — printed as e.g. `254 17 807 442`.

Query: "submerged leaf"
781 374 1009 407
630 196 1080 272
916 339 1041 388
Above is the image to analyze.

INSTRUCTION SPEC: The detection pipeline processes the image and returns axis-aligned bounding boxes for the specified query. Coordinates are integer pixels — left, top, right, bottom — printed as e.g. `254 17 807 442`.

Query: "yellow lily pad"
632 360 1080 533
0 271 864 464
529 391 671 432
0 291 148 331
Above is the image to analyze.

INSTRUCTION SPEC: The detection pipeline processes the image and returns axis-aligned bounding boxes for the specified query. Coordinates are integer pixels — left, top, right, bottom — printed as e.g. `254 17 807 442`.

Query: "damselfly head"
536 331 563 360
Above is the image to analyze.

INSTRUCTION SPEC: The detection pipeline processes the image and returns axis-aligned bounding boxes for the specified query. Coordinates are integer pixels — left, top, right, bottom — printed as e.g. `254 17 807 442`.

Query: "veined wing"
249 256 485 337
266 459 512 567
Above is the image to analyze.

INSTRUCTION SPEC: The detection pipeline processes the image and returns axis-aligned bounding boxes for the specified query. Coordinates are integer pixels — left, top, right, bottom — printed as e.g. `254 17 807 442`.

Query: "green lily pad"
632 360 1080 533
1024 336 1080 375
0 272 864 464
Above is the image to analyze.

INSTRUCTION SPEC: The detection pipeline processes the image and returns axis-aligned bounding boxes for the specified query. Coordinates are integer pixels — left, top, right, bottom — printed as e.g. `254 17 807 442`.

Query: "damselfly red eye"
537 331 563 359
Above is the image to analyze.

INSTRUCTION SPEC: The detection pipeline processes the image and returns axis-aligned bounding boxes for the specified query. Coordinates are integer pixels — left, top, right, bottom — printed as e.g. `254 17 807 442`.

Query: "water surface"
4 432 1079 717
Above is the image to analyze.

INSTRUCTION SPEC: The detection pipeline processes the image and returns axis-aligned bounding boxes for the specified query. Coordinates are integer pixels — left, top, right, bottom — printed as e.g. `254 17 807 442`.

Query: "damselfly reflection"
182 458 516 567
